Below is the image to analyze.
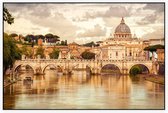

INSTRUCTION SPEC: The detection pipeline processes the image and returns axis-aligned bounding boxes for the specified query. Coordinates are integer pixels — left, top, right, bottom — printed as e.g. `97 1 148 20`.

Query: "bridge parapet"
19 59 152 63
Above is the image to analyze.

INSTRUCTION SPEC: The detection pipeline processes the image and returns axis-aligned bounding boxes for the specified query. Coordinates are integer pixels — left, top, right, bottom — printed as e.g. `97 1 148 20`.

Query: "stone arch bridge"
13 59 156 75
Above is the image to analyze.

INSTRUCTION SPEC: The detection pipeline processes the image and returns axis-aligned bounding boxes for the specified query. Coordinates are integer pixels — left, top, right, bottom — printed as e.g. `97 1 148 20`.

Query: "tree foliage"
19 33 61 45
49 48 60 59
3 7 14 24
81 51 95 59
35 35 45 41
3 33 21 73
9 33 18 38
130 66 142 76
20 45 33 58
83 41 99 47
45 33 60 43
35 46 45 58
144 44 164 52
58 40 68 46
45 33 54 39
25 34 35 43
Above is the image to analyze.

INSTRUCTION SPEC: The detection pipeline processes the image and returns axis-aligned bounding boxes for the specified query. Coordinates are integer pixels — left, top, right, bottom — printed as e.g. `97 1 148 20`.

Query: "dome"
114 18 131 34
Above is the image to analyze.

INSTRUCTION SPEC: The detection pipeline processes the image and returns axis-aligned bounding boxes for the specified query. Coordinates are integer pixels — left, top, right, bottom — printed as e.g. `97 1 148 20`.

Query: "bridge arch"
42 64 63 74
129 64 150 74
72 64 80 69
13 64 35 74
101 64 121 74
86 64 92 74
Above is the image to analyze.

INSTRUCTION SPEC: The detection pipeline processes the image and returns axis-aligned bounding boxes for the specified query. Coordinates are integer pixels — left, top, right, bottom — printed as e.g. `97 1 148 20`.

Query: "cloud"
136 14 157 25
4 4 52 18
28 12 79 40
4 4 79 41
143 4 164 13
77 24 106 37
103 6 131 17
142 27 164 39
72 17 88 22
4 3 164 43
29 5 52 18
136 4 164 25
81 5 131 21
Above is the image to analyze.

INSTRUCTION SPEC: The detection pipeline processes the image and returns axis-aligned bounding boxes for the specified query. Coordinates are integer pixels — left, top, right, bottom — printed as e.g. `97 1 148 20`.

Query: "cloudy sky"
4 3 164 44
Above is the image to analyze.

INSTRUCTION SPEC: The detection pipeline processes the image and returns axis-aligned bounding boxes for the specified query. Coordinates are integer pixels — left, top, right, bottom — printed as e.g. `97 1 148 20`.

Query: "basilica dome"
115 17 131 34
113 17 132 39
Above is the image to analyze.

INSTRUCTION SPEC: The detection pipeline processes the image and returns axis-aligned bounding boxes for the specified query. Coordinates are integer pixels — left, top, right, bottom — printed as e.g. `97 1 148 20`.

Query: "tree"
3 33 21 73
61 40 65 45
83 41 96 47
33 35 46 44
18 34 24 42
37 35 45 42
35 46 45 58
25 34 35 43
20 45 33 58
3 7 14 24
64 40 67 45
9 33 18 38
38 35 45 39
81 51 95 59
130 66 142 76
45 33 53 43
49 48 60 59
53 35 60 43
59 40 68 46
45 33 60 43
144 44 164 52
45 33 54 39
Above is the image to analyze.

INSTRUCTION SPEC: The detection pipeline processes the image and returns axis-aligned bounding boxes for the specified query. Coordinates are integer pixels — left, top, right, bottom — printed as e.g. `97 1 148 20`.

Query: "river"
3 69 164 109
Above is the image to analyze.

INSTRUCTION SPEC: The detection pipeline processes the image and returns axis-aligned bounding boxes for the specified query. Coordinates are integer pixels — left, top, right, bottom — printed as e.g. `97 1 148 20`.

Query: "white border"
0 0 167 113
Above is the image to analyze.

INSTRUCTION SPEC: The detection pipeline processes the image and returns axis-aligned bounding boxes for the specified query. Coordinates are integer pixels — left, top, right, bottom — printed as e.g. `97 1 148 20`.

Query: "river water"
4 69 164 109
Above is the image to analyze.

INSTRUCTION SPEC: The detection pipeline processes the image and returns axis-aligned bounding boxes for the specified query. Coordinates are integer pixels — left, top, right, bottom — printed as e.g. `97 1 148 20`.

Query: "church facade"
95 18 150 60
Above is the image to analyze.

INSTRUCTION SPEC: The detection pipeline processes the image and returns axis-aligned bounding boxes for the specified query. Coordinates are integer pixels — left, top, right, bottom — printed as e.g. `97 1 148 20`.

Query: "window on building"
116 51 118 57
130 52 132 56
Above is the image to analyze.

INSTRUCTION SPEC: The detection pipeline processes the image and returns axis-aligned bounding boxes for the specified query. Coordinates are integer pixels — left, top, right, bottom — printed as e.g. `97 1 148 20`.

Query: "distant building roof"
68 42 79 45
101 44 124 48
114 17 131 34
149 38 164 41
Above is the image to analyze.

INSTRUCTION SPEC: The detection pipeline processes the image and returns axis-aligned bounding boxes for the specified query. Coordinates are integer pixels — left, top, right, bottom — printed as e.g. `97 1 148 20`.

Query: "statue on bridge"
46 54 50 59
67 51 71 59
58 51 62 59
22 54 26 60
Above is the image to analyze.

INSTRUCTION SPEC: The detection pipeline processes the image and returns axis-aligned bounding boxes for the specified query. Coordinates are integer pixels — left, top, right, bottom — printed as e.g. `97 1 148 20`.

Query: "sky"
4 3 164 44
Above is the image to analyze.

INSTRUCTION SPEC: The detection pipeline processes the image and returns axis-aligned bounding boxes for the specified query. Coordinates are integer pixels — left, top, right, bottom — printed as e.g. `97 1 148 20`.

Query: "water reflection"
4 69 164 109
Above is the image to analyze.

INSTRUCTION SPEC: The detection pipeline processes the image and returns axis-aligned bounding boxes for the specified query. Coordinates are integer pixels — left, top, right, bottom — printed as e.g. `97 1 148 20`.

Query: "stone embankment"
140 74 164 85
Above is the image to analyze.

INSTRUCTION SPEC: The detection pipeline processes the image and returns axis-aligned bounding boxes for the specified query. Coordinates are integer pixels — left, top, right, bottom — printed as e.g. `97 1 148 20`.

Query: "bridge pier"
91 68 101 75
62 69 71 75
121 69 129 75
